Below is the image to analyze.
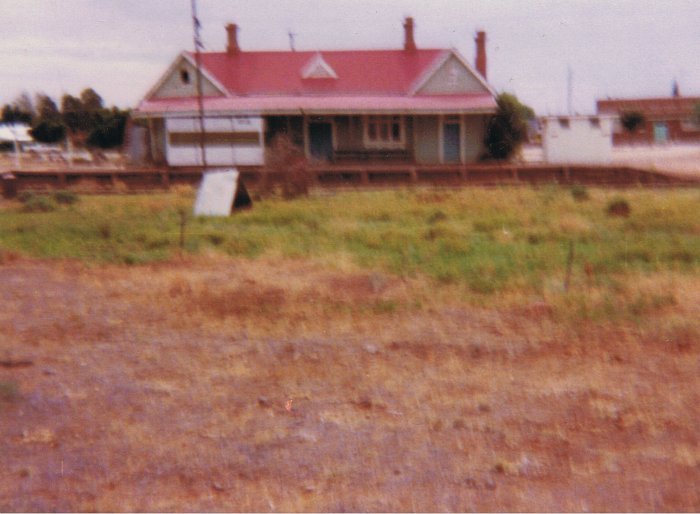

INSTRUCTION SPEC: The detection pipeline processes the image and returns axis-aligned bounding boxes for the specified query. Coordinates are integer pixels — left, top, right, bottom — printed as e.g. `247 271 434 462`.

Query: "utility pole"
288 31 297 52
191 0 207 169
567 65 573 115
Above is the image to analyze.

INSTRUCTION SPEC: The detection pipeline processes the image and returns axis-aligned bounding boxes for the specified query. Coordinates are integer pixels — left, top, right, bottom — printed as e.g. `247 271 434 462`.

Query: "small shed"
542 115 614 165
0 123 33 147
0 123 34 169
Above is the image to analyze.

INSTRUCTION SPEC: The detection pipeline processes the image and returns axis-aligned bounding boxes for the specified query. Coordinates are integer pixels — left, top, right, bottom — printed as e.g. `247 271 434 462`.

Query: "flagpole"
191 0 207 170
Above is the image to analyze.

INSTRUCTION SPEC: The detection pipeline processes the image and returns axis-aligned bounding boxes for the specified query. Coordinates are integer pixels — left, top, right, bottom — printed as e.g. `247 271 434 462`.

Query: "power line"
191 0 207 169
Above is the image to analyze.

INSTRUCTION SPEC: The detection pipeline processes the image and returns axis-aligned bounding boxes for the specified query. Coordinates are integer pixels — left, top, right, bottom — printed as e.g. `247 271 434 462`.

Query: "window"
364 116 405 148
558 117 570 129
681 119 700 132
180 68 190 85
589 117 600 128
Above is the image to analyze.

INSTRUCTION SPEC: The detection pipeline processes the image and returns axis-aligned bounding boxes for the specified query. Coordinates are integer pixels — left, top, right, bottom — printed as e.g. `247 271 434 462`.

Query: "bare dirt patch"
1 257 699 511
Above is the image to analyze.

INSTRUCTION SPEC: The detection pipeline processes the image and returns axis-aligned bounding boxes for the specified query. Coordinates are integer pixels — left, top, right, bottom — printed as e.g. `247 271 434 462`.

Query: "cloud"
1 0 698 112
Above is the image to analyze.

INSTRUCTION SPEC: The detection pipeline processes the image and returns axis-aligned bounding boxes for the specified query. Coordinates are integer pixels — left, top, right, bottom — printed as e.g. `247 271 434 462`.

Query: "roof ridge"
192 48 447 56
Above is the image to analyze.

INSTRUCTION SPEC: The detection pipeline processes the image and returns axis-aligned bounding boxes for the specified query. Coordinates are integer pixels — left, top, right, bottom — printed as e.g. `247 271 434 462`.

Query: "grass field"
2 186 699 292
1 187 699 510
2 186 699 325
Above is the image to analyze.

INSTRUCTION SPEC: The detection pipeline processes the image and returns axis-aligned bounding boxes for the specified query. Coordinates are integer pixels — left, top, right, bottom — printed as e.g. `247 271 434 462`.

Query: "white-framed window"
363 115 405 148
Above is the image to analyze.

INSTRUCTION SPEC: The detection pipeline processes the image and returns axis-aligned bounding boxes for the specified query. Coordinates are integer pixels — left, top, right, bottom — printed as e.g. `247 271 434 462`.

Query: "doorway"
443 122 461 163
308 122 333 161
653 122 669 144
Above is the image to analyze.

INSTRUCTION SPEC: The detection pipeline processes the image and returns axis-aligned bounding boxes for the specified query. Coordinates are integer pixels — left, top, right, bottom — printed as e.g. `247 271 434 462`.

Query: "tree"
86 107 129 149
61 93 92 145
484 92 534 160
80 88 103 112
620 110 645 133
1 92 35 124
15 92 35 118
2 104 32 125
30 120 65 143
35 93 61 122
31 93 65 143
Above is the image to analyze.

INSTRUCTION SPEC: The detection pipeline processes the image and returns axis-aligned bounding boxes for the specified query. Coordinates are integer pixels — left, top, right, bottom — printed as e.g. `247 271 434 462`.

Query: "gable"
301 53 338 79
150 55 226 99
415 54 490 95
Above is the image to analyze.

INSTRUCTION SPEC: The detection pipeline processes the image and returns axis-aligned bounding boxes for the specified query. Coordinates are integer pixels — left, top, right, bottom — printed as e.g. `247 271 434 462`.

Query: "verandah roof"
135 94 497 117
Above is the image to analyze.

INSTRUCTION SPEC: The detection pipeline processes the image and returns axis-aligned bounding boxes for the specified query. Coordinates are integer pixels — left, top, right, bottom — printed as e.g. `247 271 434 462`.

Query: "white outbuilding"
542 115 614 165
0 123 34 168
0 123 33 146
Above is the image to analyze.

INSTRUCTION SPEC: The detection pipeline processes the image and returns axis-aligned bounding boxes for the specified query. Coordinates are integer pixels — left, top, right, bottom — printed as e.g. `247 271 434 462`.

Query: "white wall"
542 116 613 164
165 116 264 167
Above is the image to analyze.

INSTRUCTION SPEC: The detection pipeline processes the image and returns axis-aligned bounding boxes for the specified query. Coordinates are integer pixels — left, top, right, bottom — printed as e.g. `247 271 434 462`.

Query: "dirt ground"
611 144 700 177
522 143 700 177
1 257 699 511
3 143 699 176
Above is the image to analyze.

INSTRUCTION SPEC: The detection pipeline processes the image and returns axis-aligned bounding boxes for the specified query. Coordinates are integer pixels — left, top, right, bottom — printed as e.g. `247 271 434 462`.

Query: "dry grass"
1 255 699 511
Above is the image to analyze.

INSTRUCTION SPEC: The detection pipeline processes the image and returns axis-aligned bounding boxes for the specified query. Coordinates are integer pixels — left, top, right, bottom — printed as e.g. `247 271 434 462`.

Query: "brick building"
597 94 700 145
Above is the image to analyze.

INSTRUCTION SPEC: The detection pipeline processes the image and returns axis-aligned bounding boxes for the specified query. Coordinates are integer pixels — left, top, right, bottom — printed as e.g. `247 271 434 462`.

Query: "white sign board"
193 169 239 217
165 116 264 167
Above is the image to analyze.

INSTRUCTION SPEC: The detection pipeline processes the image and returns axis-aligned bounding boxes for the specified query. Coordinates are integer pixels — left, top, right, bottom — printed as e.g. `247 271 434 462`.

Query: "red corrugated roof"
194 49 446 96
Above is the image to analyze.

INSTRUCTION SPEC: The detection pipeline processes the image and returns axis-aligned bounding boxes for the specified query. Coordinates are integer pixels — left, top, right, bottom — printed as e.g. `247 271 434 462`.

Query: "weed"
372 299 398 314
427 210 448 224
570 185 590 202
98 222 112 240
660 320 698 353
607 198 631 217
205 232 226 246
667 249 695 264
0 248 22 264
0 381 18 401
121 252 156 266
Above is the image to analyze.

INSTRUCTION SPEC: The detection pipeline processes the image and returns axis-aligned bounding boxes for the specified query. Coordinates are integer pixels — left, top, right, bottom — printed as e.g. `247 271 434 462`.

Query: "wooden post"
564 240 575 292
179 208 187 256
360 168 369 185
148 118 157 163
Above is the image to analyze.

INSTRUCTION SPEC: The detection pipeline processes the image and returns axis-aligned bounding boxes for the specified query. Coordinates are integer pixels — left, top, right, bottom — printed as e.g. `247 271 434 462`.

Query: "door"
443 122 461 163
309 122 333 161
654 122 669 144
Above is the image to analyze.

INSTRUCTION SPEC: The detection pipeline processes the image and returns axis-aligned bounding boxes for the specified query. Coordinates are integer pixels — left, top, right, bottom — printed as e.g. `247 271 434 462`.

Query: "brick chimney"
226 23 240 55
475 30 487 79
403 17 417 52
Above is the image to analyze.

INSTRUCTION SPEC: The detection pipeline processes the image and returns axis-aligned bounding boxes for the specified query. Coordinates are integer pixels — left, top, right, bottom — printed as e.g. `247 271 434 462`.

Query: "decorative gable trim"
144 52 230 100
300 53 338 79
408 49 496 97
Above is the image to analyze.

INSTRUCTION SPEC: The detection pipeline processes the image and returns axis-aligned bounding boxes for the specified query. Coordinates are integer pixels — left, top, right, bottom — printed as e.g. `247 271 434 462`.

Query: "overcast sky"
2 0 698 115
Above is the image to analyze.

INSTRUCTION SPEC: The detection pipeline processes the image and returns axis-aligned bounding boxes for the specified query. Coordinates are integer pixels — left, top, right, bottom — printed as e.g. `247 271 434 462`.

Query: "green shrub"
17 191 34 203
53 190 79 205
22 195 56 213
